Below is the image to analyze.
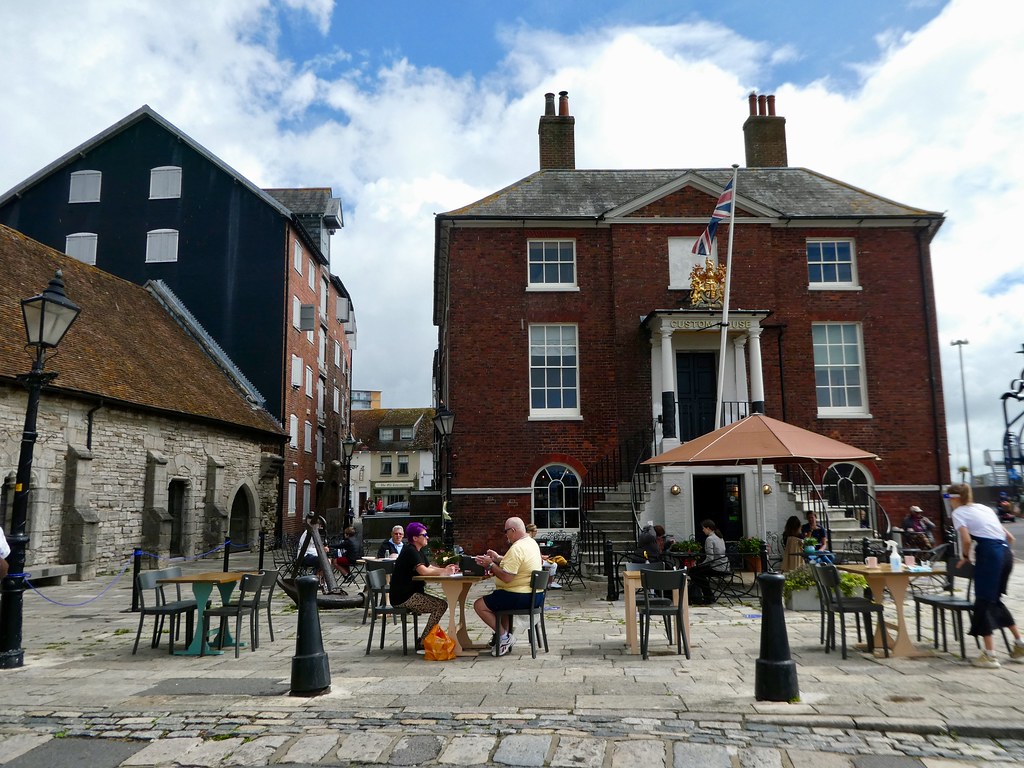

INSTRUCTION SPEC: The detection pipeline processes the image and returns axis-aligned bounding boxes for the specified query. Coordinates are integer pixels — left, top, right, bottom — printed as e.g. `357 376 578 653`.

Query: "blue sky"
0 0 1019 484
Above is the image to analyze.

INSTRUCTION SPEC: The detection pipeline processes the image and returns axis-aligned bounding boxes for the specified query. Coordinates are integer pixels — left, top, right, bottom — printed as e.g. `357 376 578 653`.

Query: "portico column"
748 325 765 414
733 336 749 415
660 327 677 439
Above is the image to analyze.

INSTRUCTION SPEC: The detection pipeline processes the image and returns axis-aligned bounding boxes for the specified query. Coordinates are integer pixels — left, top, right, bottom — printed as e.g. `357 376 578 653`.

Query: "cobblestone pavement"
2 551 1024 766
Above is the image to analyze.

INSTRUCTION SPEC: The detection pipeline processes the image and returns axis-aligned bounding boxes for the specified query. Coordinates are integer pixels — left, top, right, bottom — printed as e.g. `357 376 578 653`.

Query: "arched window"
822 462 872 523
532 464 580 529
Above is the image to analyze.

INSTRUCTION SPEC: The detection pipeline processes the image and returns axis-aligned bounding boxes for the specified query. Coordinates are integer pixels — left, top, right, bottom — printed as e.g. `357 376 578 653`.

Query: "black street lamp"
0 270 80 669
341 433 357 528
432 406 455 548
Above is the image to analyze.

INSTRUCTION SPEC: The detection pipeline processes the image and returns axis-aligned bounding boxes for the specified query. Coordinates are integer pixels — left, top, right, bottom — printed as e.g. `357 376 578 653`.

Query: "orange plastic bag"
423 625 456 661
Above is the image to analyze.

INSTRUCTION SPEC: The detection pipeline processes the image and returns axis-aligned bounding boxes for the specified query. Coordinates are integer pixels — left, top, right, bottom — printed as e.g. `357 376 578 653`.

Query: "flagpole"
713 164 740 430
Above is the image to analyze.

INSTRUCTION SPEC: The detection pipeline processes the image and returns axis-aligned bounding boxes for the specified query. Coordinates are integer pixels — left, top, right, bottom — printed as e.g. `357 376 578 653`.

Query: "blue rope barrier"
134 543 226 563
24 558 133 607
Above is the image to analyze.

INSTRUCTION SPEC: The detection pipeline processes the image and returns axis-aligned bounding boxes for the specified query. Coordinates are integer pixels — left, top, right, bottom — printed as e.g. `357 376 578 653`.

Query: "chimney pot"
544 92 556 116
558 91 570 116
757 94 767 116
767 95 776 116
748 92 757 116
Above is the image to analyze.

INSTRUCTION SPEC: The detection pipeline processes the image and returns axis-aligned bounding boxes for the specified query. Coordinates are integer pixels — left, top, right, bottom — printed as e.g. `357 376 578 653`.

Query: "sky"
1 0 1022 485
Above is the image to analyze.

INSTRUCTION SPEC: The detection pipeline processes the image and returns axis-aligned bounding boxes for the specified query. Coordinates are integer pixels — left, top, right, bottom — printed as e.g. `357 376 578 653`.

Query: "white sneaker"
497 633 515 657
1010 641 1024 664
972 652 1000 669
548 582 562 590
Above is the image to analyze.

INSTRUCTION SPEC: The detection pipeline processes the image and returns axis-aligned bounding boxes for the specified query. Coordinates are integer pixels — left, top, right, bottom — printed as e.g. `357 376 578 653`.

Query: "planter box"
785 588 820 611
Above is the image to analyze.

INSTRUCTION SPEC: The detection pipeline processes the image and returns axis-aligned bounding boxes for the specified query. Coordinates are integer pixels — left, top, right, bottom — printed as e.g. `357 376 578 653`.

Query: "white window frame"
526 239 578 290
290 355 302 388
529 324 580 419
400 426 413 440
532 464 582 529
304 421 313 453
807 238 860 290
667 237 716 289
289 415 299 448
397 455 409 476
69 170 101 203
333 386 340 413
65 233 98 265
308 258 316 290
292 296 301 330
287 479 297 517
145 229 179 263
334 340 341 368
305 366 313 398
812 322 870 418
149 166 182 199
380 455 393 476
293 241 303 274
302 480 311 516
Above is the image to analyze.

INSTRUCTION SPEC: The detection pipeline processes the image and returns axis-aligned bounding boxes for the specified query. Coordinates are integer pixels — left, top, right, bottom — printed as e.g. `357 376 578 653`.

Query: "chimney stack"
743 92 788 168
539 90 575 170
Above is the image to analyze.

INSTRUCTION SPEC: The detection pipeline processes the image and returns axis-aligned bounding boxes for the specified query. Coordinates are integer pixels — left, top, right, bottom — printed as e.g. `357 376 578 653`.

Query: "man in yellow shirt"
473 517 542 656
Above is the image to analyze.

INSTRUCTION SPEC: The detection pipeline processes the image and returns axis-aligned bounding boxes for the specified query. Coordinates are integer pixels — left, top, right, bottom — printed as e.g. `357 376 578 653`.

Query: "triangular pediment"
604 171 777 220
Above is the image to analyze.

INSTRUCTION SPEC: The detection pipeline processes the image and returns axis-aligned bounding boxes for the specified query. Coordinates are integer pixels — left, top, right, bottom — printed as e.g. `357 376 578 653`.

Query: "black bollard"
258 530 266 571
605 540 618 602
130 549 143 612
290 575 331 696
754 571 799 702
760 541 770 573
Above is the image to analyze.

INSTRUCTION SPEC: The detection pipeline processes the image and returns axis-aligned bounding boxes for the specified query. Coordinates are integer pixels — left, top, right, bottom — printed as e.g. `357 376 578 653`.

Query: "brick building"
433 91 949 552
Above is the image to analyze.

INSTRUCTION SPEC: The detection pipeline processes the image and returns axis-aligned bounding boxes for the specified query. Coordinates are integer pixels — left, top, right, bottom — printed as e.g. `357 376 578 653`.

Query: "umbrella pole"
757 460 766 539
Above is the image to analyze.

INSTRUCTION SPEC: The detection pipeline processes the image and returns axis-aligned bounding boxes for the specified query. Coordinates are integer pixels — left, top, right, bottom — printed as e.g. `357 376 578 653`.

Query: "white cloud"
1 0 1020 481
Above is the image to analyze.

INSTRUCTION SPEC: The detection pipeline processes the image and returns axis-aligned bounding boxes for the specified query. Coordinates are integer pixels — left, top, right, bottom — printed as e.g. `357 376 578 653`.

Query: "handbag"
423 624 456 661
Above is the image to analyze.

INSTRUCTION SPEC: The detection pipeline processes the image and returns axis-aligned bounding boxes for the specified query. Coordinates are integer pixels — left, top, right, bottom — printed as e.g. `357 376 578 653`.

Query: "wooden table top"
157 571 252 584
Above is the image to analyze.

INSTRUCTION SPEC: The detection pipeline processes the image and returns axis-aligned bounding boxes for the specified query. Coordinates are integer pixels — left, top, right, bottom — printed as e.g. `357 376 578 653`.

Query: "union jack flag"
691 179 734 255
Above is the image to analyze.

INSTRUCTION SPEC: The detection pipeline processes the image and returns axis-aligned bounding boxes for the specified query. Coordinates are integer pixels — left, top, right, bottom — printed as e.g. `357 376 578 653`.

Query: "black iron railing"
579 426 654 574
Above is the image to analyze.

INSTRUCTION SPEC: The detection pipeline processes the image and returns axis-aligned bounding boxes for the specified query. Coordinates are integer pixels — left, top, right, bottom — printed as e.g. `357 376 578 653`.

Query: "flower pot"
786 588 820 611
804 546 816 554
744 555 762 572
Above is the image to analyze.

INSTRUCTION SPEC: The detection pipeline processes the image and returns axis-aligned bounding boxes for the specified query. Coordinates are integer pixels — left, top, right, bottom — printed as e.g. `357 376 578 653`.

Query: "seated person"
296 516 325 569
687 520 730 604
389 522 459 650
630 524 666 563
781 515 804 572
333 526 361 578
900 505 935 550
800 511 829 551
526 523 561 589
376 525 405 558
473 517 543 657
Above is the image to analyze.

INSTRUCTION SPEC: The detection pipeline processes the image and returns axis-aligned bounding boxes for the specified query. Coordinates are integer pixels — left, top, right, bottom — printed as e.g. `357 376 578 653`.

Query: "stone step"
26 563 77 586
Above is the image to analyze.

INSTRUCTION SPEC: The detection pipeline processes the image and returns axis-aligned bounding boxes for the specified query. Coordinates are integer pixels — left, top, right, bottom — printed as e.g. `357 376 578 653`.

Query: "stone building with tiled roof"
0 106 357 538
349 408 436 513
0 225 286 576
434 91 949 555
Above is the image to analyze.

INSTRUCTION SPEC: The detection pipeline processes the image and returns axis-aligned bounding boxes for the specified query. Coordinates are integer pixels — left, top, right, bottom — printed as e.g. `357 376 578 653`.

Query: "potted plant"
670 538 702 567
802 536 819 553
784 566 869 610
737 536 765 572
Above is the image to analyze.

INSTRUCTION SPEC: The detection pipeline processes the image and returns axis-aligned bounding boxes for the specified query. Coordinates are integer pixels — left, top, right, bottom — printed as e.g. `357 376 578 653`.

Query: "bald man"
473 517 543 656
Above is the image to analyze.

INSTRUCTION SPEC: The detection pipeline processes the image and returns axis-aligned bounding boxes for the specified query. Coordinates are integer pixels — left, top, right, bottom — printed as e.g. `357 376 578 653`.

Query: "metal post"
290 574 331 696
131 549 143 612
0 354 55 669
223 537 231 571
258 530 266 571
760 541 770 573
951 339 973 480
605 540 618 602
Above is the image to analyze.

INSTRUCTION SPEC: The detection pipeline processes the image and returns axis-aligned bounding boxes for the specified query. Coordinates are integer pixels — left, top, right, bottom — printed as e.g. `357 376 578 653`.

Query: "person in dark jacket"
390 521 458 648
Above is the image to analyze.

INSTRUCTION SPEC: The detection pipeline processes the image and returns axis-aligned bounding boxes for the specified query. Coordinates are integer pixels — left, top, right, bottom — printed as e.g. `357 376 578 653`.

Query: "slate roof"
351 408 435 452
442 168 943 220
264 187 341 220
0 225 285 438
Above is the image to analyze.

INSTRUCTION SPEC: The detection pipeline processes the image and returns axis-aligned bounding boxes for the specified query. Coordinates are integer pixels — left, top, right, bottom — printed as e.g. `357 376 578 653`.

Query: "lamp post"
341 433 357 528
0 270 80 669
433 406 455 548
950 339 973 481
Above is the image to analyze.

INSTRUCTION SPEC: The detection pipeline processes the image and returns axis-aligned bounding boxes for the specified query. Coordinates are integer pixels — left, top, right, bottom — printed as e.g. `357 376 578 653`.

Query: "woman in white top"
947 483 1024 667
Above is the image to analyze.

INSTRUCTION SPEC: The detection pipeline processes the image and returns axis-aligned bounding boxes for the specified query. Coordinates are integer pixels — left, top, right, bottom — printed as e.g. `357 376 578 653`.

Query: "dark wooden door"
677 352 717 441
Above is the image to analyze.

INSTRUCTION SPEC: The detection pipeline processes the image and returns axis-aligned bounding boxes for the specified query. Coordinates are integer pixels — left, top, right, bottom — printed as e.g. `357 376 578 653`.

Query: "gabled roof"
441 167 942 221
351 408 435 452
264 187 343 229
0 225 285 438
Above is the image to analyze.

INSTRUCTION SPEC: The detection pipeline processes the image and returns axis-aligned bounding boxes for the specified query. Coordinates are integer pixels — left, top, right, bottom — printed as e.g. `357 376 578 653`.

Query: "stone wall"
0 386 281 577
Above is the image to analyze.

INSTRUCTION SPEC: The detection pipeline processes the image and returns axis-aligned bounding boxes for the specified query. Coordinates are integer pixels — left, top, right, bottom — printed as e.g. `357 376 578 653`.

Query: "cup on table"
904 555 916 566
865 556 878 568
